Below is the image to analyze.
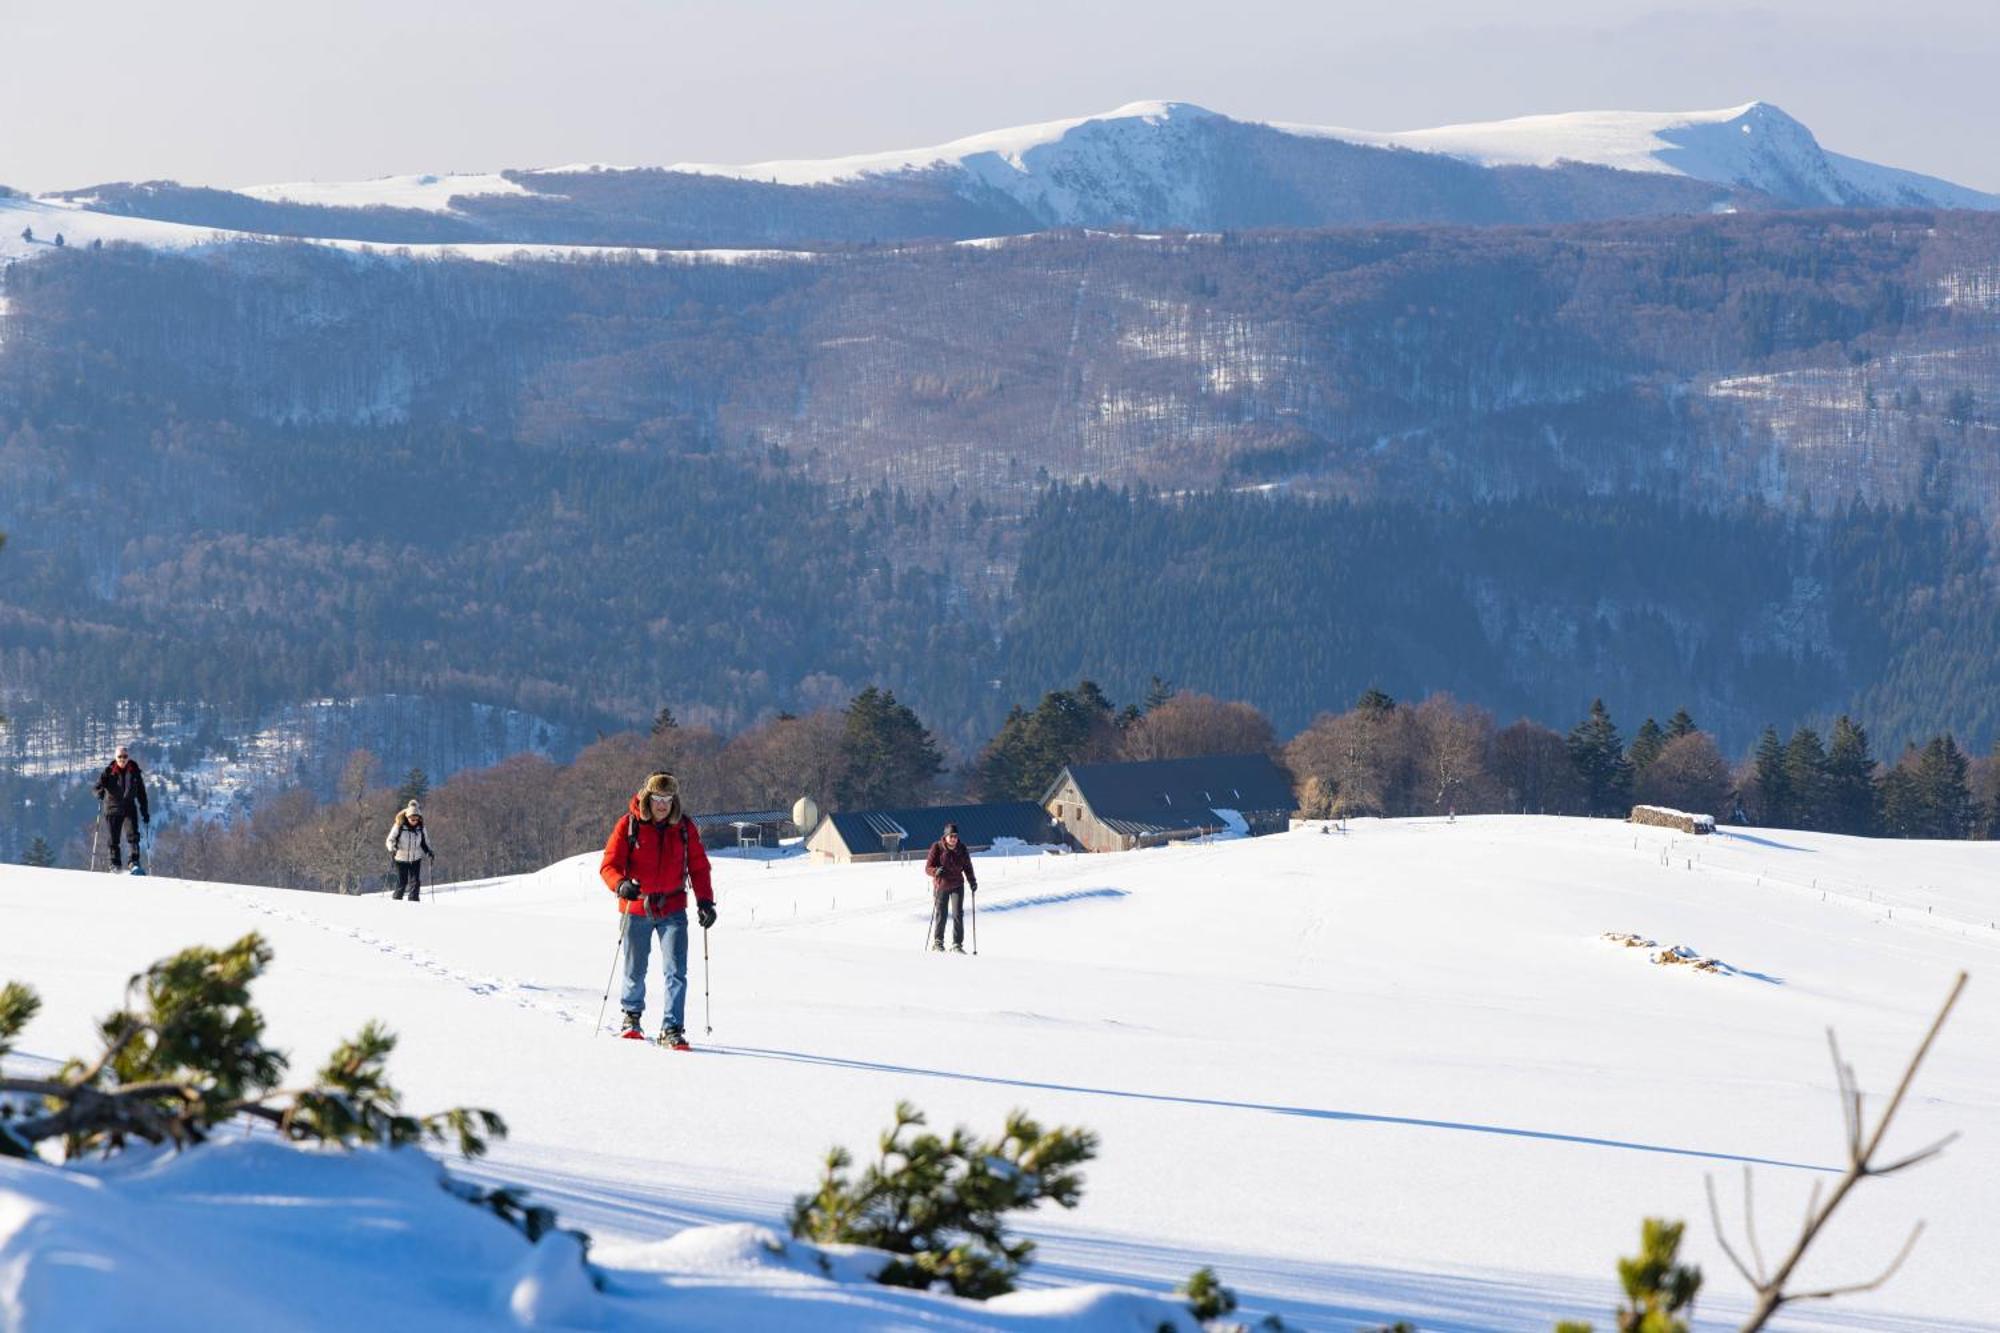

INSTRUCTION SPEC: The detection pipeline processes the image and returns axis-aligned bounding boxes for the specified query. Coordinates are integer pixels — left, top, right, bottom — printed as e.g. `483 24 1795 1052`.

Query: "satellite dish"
792 796 820 832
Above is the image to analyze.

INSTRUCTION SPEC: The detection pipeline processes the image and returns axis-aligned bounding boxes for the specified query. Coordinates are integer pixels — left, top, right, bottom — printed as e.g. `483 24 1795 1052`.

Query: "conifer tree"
1748 726 1790 827
1627 718 1666 776
1566 699 1633 816
651 706 679 735
1781 727 1830 830
1823 716 1877 836
1141 675 1174 713
1879 747 1924 838
1555 1218 1701 1333
1915 734 1975 838
1355 687 1397 717
1664 709 1697 741
394 768 430 808
836 687 943 809
22 837 55 869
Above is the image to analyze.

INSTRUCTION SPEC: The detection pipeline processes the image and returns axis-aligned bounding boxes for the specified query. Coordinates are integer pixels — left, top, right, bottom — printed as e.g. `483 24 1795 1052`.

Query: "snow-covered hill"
3 817 1995 1330
13 99 1992 264
671 99 1998 215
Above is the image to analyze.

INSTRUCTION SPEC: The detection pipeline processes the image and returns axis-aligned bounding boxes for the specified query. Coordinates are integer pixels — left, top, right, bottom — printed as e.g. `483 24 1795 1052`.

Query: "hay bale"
1629 805 1716 835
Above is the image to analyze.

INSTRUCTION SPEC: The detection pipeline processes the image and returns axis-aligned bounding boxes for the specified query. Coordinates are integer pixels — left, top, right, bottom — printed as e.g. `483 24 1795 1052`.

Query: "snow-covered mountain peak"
666 98 1997 216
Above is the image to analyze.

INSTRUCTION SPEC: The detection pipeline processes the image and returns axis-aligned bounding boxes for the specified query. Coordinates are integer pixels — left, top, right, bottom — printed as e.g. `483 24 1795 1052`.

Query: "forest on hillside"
1 211 1996 814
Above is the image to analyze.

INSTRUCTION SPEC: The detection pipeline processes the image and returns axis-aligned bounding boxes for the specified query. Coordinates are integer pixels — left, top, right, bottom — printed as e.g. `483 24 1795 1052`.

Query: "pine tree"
651 706 679 735
1664 709 1697 741
1879 747 1924 838
1823 716 1877 836
836 687 943 809
1914 735 1975 839
1355 687 1397 717
1748 726 1791 827
1141 675 1174 713
394 768 430 807
22 837 55 869
1628 718 1666 776
973 682 1117 801
1566 699 1633 816
1782 727 1830 830
1556 1217 1702 1333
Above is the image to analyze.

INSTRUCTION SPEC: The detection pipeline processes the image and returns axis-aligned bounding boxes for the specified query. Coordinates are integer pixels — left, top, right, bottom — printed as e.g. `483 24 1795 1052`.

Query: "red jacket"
600 798 714 916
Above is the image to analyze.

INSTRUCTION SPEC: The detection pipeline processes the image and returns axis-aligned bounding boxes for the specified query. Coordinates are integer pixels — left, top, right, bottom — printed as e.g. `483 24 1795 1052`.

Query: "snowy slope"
237 172 531 213
674 99 2000 214
3 817 1997 1330
0 192 810 270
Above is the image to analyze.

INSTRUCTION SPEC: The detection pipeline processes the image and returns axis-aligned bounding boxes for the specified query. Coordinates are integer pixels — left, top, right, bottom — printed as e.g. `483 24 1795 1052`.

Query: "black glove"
616 879 642 901
697 901 717 929
968 882 977 894
142 812 151 826
426 850 436 862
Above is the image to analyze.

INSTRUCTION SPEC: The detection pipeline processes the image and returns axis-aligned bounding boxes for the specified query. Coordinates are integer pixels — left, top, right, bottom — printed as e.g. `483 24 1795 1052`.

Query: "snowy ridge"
668 98 1999 214
0 193 812 269
3 816 1995 1330
237 171 532 214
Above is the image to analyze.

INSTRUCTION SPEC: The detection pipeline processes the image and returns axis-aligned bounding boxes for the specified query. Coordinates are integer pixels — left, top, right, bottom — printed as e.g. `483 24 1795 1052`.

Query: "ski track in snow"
223 889 593 1027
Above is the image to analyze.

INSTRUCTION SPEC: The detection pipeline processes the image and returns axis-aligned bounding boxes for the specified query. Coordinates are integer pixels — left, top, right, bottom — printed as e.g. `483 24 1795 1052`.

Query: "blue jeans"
619 910 690 1029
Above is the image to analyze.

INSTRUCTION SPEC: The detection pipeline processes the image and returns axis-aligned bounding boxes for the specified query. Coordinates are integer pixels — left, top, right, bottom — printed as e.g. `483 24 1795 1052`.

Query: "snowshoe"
128 862 147 876
948 942 965 954
618 1011 645 1040
926 939 944 952
658 1027 691 1051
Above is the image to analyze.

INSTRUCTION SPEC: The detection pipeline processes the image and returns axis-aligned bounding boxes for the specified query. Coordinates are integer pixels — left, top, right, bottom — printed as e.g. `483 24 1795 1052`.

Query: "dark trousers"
105 810 141 867
931 885 965 946
393 860 422 900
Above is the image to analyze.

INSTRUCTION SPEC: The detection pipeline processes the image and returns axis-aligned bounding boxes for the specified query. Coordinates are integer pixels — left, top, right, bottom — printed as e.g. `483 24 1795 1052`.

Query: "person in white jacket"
385 800 435 901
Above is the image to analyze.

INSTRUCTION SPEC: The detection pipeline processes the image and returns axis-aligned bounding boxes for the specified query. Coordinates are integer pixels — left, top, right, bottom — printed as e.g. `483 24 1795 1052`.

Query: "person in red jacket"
600 771 715 1046
924 822 977 953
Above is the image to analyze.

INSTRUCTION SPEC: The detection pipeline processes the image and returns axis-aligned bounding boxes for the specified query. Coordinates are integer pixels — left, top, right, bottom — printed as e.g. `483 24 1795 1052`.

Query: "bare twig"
1717 971 1967 1333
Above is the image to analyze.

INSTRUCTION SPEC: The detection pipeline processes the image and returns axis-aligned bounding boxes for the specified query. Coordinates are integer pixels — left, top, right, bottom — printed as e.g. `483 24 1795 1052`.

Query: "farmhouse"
1042 753 1297 853
805 801 1060 864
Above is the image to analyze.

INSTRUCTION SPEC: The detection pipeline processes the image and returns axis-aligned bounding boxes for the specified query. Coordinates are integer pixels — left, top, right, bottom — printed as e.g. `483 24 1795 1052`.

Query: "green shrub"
790 1100 1098 1298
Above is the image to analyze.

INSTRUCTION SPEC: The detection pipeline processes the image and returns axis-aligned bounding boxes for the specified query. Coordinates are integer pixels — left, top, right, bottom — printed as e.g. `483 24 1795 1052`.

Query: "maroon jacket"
925 838 977 892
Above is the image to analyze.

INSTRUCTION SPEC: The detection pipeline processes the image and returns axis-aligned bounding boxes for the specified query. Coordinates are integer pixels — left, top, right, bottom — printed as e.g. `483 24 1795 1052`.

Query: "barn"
1042 754 1297 853
804 801 1060 864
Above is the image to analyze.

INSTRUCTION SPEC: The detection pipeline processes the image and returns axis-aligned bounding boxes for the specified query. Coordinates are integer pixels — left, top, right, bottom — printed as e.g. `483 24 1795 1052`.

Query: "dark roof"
1048 754 1295 837
818 801 1058 854
692 809 792 826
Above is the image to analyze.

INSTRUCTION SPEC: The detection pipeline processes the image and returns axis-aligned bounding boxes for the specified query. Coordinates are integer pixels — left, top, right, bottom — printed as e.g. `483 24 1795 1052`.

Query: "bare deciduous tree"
1119 691 1274 762
1707 971 1968 1332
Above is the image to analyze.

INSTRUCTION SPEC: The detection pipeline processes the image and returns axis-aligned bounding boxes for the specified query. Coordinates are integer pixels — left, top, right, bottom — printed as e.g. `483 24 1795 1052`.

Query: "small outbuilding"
805 801 1061 864
1043 753 1297 853
693 809 795 848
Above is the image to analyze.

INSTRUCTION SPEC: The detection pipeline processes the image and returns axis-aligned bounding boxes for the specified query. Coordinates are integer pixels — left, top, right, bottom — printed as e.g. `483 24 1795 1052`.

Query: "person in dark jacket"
384 800 435 901
599 771 716 1047
924 822 978 953
93 745 150 872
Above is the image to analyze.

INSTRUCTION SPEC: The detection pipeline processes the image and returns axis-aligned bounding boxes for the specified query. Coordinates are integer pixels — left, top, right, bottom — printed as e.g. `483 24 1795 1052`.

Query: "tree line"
142 676 2000 892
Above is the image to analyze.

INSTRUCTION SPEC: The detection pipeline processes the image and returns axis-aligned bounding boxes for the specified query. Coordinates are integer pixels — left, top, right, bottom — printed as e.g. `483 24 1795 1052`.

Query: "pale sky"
4 0 1995 194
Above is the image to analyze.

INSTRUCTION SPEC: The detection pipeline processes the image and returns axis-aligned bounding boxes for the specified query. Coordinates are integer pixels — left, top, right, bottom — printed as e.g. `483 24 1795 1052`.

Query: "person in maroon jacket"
599 771 715 1046
924 822 978 954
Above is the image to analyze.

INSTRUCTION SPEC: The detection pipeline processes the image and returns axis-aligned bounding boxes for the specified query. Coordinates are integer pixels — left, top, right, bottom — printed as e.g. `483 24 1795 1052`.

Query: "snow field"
2 816 1996 1330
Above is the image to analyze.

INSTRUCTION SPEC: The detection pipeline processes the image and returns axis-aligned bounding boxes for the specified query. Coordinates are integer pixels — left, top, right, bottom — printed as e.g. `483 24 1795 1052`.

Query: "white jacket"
386 815 433 863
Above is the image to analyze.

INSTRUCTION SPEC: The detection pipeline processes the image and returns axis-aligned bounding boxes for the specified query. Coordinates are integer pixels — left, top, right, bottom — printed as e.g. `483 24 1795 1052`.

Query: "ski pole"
970 887 978 956
90 820 100 874
922 887 938 952
594 913 632 1037
702 926 712 1037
